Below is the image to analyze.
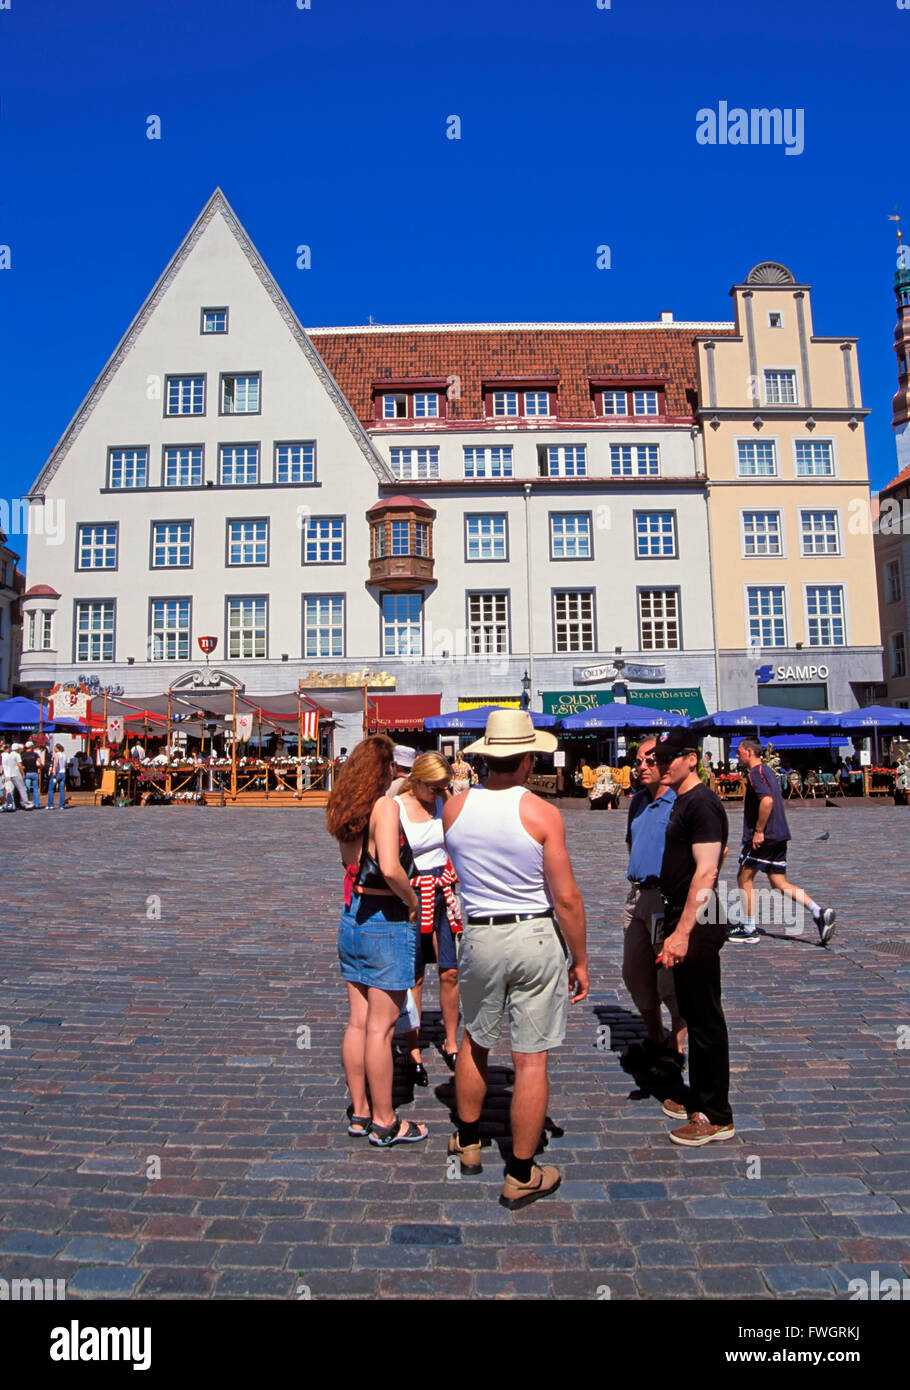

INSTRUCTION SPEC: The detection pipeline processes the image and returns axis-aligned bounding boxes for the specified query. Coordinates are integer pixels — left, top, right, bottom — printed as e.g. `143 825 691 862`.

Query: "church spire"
890 210 910 442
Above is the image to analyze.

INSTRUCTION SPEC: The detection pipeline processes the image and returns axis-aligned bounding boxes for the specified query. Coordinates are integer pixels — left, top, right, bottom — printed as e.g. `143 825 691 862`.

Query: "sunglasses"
633 755 658 767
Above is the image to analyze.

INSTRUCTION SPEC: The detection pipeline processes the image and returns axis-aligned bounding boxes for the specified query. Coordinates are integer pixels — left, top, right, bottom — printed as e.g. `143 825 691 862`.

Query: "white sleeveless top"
395 795 447 872
444 786 551 916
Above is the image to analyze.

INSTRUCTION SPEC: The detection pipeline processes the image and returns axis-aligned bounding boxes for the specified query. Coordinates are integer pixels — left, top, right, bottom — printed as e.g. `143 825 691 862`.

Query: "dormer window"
373 382 447 422
383 393 408 419
484 381 557 419
592 380 665 418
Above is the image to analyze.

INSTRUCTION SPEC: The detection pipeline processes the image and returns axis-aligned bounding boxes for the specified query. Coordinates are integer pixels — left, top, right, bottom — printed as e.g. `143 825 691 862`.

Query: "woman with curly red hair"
326 735 428 1147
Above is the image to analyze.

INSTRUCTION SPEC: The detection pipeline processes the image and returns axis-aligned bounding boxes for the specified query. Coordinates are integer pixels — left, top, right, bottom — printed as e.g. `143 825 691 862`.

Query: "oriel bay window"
367 497 435 589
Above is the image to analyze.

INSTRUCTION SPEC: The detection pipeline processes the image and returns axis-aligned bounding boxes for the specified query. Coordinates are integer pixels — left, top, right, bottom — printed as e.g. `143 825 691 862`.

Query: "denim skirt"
338 893 417 991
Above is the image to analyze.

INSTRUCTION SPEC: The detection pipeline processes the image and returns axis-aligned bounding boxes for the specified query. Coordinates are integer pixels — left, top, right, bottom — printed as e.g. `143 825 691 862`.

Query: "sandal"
347 1114 372 1137
368 1115 429 1147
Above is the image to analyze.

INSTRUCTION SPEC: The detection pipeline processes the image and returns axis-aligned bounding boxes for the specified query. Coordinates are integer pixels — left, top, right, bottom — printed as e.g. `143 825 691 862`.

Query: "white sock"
743 918 757 935
807 899 821 918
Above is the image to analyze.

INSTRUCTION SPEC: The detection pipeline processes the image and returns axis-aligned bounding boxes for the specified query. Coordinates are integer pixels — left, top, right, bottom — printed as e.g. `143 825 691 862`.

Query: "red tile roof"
313 326 733 424
22 584 60 598
881 462 910 496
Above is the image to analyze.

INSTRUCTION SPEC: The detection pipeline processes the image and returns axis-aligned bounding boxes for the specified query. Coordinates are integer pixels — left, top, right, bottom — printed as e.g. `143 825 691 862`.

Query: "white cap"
392 745 417 769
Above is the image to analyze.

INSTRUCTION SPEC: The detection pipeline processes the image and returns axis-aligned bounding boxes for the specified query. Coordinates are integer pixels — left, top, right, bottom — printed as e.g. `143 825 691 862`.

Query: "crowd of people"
325 716 845 1208
1 740 72 811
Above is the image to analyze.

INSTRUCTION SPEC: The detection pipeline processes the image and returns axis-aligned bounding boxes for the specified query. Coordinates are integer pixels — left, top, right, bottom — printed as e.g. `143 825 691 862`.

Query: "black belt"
466 909 555 926
629 876 661 890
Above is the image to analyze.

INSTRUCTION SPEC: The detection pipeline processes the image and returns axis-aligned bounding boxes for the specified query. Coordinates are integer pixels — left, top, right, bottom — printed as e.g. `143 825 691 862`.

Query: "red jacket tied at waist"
411 861 462 935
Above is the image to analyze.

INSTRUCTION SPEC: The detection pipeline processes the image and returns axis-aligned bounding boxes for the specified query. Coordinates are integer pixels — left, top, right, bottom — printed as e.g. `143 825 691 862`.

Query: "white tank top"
445 786 551 916
395 795 447 873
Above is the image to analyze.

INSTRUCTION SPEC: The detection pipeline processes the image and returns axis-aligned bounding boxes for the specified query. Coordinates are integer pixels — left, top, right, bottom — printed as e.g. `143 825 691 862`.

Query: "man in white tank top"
442 710 588 1210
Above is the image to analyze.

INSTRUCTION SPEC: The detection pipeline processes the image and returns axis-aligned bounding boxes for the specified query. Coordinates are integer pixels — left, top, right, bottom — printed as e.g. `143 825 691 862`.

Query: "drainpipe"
523 483 535 711
695 425 722 716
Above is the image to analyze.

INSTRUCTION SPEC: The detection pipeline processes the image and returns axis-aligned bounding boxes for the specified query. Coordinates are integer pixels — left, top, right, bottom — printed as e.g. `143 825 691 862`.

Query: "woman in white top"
395 751 462 1081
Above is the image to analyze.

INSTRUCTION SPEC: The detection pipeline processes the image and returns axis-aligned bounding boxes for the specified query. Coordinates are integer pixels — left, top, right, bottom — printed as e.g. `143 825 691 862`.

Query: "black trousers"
665 910 732 1126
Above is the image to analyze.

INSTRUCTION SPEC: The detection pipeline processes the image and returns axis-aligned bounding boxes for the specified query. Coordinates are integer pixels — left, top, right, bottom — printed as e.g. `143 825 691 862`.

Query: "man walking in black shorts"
729 737 836 947
654 728 734 1147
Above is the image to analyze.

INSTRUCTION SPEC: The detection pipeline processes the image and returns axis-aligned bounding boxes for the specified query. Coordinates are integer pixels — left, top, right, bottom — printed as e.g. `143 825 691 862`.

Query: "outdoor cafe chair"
92 769 117 806
786 771 804 799
828 769 847 797
805 770 821 798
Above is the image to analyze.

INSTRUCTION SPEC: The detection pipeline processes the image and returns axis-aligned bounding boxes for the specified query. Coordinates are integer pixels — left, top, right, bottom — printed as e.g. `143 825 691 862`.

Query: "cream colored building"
696 262 882 712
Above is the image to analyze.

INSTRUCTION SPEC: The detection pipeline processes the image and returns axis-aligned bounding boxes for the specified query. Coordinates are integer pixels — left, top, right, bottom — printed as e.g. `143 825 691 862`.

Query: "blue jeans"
49 773 66 809
24 771 40 808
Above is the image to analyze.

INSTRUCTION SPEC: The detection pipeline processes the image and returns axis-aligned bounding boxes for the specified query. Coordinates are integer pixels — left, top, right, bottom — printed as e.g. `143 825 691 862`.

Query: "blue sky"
1 0 907 563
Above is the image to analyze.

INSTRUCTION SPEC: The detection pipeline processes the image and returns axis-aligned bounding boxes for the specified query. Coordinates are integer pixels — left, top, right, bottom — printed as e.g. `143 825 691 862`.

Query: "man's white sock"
807 899 821 918
743 918 757 936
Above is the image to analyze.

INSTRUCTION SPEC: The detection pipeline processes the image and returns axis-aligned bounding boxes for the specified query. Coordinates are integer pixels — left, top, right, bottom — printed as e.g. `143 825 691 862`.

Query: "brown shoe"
447 1132 482 1175
669 1111 735 1147
661 1099 688 1120
499 1163 561 1210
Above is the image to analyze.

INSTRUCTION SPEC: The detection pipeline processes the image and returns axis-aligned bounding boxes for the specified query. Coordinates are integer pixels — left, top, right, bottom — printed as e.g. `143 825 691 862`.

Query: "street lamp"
521 670 531 711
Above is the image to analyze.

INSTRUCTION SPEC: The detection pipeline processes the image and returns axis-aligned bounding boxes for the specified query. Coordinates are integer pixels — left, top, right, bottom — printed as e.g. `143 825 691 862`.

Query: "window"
151 522 192 569
165 376 205 416
602 390 628 415
635 512 677 558
227 520 269 566
77 524 118 570
391 520 410 555
221 374 260 414
75 600 115 662
304 596 344 657
492 392 519 417
389 447 439 480
550 512 592 559
806 585 845 646
465 515 507 561
638 589 680 650
415 521 430 557
276 442 315 484
220 444 259 485
794 440 835 477
800 510 840 556
26 610 54 651
886 560 903 605
746 586 787 647
768 312 783 328
150 599 191 661
382 593 422 656
742 511 782 557
524 391 550 416
542 445 587 477
610 444 659 477
632 390 658 416
764 369 797 405
201 308 228 334
164 446 203 487
736 440 778 477
464 446 513 478
382 393 408 419
467 593 509 654
109 448 148 489
227 598 267 658
303 517 344 564
553 591 595 652
890 632 907 679
414 393 439 418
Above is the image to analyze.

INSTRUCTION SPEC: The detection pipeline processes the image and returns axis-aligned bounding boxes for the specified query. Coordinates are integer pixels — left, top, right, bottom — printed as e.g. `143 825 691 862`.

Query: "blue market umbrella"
560 706 689 731
692 704 833 735
0 696 51 729
425 705 557 731
820 705 910 764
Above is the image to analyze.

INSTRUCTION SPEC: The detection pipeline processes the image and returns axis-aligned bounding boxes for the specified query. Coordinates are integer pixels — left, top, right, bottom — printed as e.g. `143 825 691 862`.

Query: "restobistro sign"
573 662 666 684
298 670 396 688
543 687 708 718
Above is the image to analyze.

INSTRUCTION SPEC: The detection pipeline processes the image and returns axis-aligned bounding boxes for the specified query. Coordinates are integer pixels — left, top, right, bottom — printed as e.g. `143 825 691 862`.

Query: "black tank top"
353 820 416 893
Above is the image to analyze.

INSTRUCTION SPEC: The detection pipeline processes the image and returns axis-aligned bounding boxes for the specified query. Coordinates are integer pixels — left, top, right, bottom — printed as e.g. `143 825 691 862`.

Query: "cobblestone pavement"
1 799 909 1300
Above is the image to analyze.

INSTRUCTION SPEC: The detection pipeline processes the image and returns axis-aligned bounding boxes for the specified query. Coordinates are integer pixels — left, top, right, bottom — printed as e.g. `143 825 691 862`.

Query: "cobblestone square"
1 799 909 1300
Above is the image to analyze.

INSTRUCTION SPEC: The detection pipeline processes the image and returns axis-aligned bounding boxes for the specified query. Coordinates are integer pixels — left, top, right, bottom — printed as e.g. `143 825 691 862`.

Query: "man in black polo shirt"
654 728 734 1147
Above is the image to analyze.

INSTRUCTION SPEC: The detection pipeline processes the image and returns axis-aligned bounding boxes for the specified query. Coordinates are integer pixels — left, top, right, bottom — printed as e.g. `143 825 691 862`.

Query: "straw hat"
464 709 557 758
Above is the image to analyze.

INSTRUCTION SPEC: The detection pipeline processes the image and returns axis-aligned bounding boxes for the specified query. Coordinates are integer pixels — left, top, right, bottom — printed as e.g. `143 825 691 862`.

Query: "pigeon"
814 830 830 841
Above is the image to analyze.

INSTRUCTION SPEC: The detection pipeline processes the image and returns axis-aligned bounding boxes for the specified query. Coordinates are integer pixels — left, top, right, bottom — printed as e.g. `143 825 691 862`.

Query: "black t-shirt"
659 782 728 911
20 749 38 774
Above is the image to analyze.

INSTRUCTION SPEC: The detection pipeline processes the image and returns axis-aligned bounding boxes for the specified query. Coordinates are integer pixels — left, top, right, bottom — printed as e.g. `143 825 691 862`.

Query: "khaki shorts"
621 885 680 1019
457 914 569 1054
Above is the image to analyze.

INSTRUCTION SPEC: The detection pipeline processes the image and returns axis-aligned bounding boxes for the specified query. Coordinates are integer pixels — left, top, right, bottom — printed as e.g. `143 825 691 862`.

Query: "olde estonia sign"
573 662 665 685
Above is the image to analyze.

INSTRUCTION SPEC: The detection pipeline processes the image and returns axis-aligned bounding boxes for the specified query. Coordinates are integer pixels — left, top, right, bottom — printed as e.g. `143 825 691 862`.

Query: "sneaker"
813 906 837 945
726 926 761 944
447 1132 482 1176
662 1099 688 1120
669 1112 735 1147
499 1163 561 1210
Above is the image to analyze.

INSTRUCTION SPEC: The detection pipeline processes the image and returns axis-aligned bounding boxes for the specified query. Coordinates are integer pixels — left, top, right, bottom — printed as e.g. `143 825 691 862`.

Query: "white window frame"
412 393 439 419
767 311 783 328
544 445 587 478
792 437 837 479
491 391 519 417
803 584 848 647
744 584 789 648
382 592 423 657
463 446 513 479
799 508 841 558
389 447 439 481
227 598 268 659
735 436 779 478
163 446 203 488
609 444 660 477
151 522 192 569
465 515 508 562
763 368 799 406
303 517 345 565
637 588 681 651
221 374 261 415
276 442 316 484
632 390 659 416
382 393 408 419
553 590 596 653
634 511 677 559
886 559 903 605
77 523 118 570
550 512 592 560
601 390 628 416
75 600 115 663
227 519 269 567
467 592 509 655
303 595 345 658
165 376 205 417
26 609 54 652
523 391 551 417
220 444 260 485
149 599 191 662
108 448 149 489
740 509 784 559
889 631 907 679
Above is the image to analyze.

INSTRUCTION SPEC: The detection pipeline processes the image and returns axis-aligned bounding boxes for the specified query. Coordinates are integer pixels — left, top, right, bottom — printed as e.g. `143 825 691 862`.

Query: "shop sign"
573 662 665 684
543 691 615 717
458 697 521 710
298 670 396 688
48 682 91 722
756 663 830 684
628 687 708 719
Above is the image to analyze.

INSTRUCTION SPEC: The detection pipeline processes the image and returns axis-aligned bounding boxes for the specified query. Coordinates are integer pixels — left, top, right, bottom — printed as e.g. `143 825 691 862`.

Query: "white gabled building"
21 190 731 743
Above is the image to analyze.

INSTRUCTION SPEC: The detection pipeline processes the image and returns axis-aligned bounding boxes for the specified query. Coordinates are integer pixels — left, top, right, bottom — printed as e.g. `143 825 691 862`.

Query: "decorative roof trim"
307 321 735 335
29 190 394 496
